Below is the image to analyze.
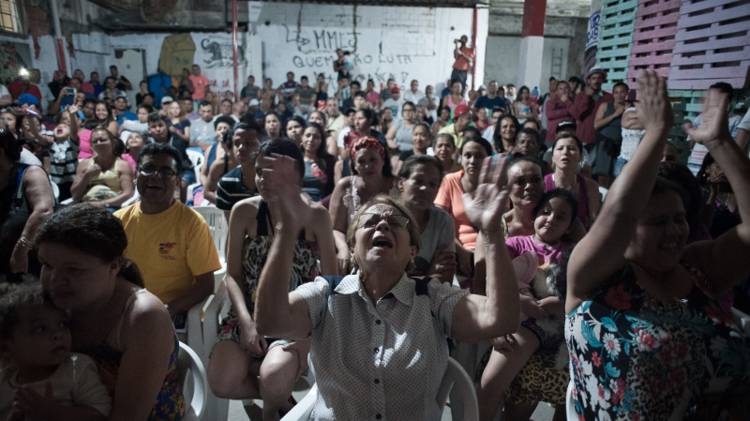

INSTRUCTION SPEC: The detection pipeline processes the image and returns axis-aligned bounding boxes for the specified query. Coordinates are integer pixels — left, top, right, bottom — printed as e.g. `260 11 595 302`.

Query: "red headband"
350 136 385 159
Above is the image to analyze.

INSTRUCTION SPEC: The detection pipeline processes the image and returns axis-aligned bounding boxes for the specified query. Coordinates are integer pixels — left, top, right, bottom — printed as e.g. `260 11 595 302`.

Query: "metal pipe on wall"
49 0 68 74
232 0 239 100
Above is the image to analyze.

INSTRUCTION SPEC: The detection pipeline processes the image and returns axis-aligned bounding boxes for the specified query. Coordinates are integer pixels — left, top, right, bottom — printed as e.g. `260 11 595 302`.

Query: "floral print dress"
565 264 750 420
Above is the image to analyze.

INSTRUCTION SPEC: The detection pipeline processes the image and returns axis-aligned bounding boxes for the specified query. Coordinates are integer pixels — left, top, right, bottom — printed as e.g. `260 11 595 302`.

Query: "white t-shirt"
0 353 111 418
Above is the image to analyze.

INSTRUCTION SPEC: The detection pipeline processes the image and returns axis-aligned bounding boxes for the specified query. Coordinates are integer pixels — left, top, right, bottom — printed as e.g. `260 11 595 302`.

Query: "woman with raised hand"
253 151 519 420
208 139 336 421
566 71 750 419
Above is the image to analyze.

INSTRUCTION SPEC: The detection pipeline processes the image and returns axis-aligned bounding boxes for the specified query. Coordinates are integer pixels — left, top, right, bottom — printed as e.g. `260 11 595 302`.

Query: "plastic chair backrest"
282 356 477 421
186 148 204 184
177 341 207 420
193 206 228 262
436 356 479 421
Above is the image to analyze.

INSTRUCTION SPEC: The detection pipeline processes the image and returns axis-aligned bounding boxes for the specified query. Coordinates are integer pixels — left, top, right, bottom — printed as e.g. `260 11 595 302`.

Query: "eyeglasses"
360 212 410 230
138 165 177 178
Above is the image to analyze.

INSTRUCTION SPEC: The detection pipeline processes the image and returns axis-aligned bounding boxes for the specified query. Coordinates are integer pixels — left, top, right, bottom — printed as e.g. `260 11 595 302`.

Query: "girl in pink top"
478 188 577 420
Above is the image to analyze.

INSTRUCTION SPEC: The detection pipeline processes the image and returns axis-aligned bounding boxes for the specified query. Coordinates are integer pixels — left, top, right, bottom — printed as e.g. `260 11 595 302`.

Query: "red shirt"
570 90 613 144
189 74 210 100
8 81 42 100
453 47 475 71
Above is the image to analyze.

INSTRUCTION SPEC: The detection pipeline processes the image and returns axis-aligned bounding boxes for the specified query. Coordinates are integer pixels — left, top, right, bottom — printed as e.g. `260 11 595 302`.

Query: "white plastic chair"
177 341 208 421
193 206 229 287
281 357 478 421
186 148 204 185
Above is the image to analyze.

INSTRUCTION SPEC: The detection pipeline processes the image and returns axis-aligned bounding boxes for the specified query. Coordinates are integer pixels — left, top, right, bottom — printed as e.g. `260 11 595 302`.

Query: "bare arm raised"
566 71 672 312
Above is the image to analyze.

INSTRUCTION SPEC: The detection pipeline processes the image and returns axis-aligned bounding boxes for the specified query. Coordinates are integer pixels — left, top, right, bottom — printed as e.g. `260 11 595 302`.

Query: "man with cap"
439 103 474 148
114 95 137 125
8 70 42 102
569 68 613 166
382 85 403 119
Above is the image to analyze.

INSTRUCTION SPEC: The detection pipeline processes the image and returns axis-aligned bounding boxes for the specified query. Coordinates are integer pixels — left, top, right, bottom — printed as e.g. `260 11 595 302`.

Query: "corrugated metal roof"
259 0 488 6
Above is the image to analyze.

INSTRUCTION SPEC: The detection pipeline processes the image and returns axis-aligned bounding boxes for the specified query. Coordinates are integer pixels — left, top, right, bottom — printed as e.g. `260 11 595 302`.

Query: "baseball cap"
454 103 470 118
586 68 607 80
161 96 174 106
17 93 40 107
248 98 260 107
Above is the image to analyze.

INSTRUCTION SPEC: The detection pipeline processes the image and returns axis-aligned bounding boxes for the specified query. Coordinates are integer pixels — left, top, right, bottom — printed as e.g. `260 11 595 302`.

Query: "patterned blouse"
565 264 750 420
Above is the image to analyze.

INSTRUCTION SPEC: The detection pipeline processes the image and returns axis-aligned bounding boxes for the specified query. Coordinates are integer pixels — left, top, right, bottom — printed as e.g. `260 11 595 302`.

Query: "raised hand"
636 70 672 132
686 87 731 148
259 154 308 231
463 156 511 241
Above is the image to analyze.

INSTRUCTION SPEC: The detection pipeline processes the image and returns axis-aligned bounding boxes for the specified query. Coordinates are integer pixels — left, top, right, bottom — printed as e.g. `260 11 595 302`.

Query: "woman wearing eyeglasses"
386 100 419 154
208 139 336 420
70 125 134 209
253 152 520 420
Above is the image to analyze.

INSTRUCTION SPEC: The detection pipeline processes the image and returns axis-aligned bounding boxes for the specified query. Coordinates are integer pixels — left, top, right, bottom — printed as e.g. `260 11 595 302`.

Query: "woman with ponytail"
36 204 185 421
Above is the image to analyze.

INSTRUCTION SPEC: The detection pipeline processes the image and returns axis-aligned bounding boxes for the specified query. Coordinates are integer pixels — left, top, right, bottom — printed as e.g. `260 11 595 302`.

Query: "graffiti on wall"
199 36 247 69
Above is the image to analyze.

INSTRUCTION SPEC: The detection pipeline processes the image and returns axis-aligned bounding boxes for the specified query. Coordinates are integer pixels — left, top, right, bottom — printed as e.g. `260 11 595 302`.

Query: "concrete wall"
484 11 587 89
250 2 489 92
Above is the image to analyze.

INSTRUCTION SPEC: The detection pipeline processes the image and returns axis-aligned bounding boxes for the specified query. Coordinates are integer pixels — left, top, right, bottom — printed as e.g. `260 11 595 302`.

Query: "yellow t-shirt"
438 123 465 149
114 201 221 304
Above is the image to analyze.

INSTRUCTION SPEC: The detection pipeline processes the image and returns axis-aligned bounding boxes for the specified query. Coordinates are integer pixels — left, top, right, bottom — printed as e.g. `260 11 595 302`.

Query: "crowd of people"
0 37 749 421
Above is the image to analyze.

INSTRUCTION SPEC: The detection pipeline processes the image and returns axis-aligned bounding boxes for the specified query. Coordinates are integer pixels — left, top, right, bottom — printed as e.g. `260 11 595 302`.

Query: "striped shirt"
49 139 78 184
216 166 257 211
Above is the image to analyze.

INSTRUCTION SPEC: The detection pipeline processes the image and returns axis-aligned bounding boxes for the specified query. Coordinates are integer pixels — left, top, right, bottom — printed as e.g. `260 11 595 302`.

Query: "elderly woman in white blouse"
254 154 520 420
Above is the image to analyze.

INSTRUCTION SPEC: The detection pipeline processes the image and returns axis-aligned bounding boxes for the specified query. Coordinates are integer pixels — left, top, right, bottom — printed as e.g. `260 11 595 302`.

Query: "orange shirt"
434 170 477 250
189 74 209 100
453 47 475 71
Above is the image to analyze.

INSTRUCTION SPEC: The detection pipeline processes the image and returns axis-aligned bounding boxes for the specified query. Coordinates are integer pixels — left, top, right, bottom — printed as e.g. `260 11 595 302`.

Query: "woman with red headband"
329 136 397 274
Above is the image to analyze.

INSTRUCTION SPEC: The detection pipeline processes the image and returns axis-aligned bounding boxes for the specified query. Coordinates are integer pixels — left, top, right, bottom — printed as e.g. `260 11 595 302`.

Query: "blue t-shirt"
116 111 138 126
475 95 508 113
147 72 173 105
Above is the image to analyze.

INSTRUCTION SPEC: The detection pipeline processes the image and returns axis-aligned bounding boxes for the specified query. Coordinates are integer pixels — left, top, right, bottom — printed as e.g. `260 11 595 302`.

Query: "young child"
477 188 577 421
0 280 110 421
49 108 80 201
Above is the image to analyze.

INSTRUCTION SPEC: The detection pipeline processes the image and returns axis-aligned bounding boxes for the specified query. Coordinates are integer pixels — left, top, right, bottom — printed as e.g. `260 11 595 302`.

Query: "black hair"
0 279 47 338
147 111 166 125
137 104 154 114
657 162 703 234
523 118 541 132
612 81 629 92
213 115 236 130
229 121 261 147
533 188 578 229
36 204 144 287
198 100 212 109
459 135 493 156
461 127 484 142
517 127 541 145
353 91 367 100
0 127 23 162
91 125 125 157
493 114 520 153
357 108 378 127
258 138 305 184
286 115 307 133
398 154 444 182
709 82 733 96
139 142 184 175
300 75 308 81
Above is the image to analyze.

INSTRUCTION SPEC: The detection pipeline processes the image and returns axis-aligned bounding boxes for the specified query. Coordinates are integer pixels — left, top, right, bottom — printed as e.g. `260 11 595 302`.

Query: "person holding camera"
451 35 475 90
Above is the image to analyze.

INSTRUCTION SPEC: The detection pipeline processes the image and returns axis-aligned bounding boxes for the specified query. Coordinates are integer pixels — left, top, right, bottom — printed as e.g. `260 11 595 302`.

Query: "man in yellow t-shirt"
114 143 220 323
438 103 474 149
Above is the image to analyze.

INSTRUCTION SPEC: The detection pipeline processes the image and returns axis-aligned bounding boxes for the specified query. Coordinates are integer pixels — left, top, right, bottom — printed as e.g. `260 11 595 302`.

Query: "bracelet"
15 236 33 250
